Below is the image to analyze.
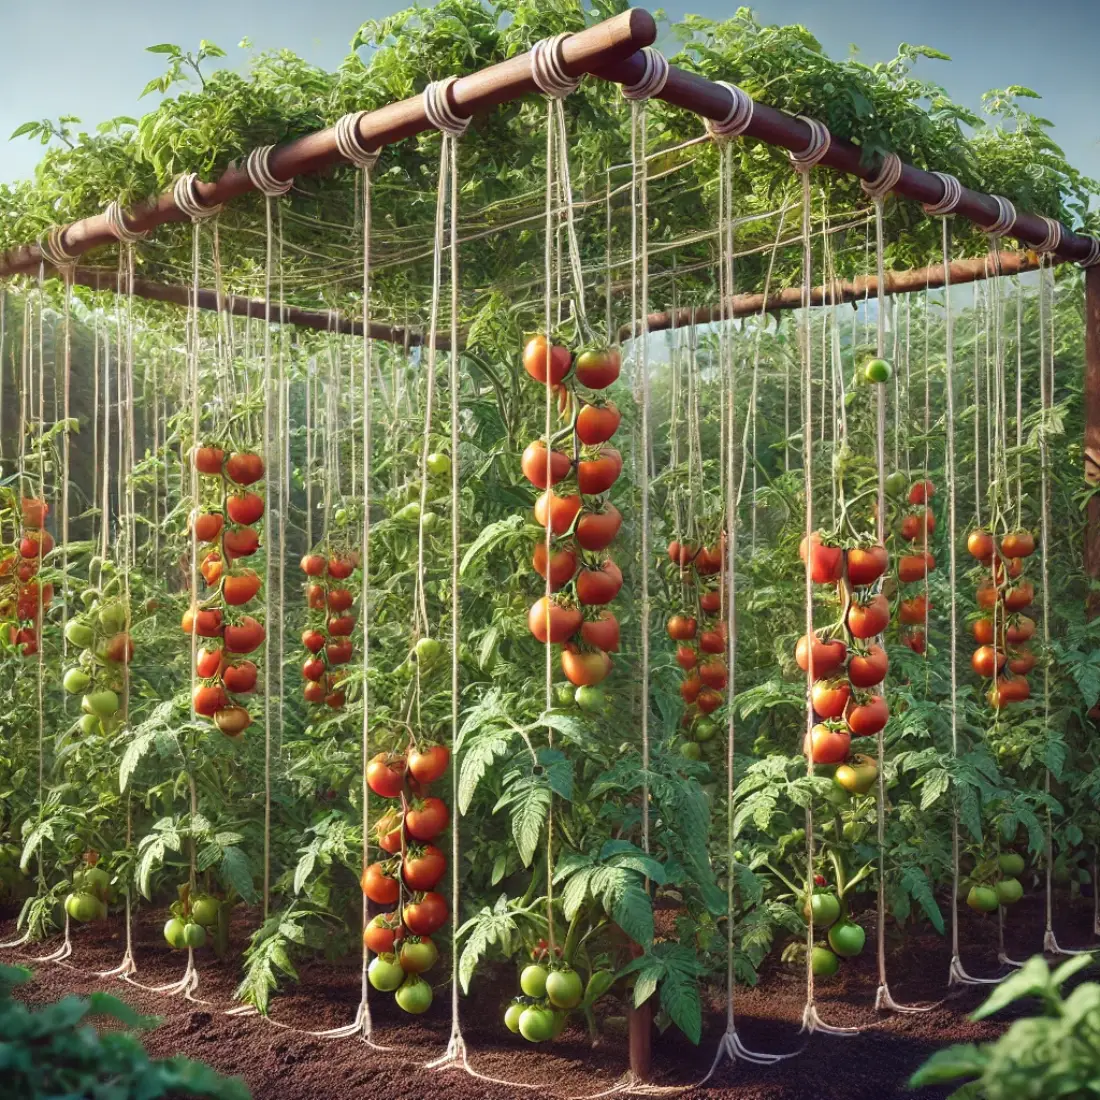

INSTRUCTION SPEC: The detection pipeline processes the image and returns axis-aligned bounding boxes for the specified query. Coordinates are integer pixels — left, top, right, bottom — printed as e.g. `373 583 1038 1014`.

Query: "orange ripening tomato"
20 497 48 528
522 334 572 385
1006 616 1036 644
971 645 1006 678
667 614 697 641
214 705 252 737
1001 530 1036 559
534 491 582 536
521 441 571 489
968 529 995 562
897 554 928 584
680 675 702 704
804 724 851 765
575 402 621 446
795 634 847 678
182 606 224 638
1007 647 1036 675
223 569 262 606
899 594 929 625
971 617 997 645
528 597 582 644
799 532 843 584
667 540 696 568
847 544 888 586
988 676 1030 708
561 645 611 687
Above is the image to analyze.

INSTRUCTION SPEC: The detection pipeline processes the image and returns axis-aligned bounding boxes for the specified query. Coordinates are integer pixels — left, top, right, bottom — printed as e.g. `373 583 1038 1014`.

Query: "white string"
333 112 381 169
423 78 471 137
922 173 963 216
860 153 903 201
38 226 78 273
245 146 294 197
1076 237 1100 268
104 200 149 243
983 195 1017 239
172 173 224 221
621 47 669 101
530 33 580 98
704 81 754 142
789 117 831 172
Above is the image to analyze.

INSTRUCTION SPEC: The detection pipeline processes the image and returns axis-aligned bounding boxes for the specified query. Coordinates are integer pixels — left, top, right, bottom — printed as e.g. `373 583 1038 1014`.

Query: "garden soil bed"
4 889 1096 1099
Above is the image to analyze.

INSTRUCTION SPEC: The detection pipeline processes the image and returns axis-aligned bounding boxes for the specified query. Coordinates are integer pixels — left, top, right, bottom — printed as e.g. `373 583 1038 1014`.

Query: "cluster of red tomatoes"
666 538 727 760
967 527 1037 708
895 479 937 654
362 746 452 1015
299 547 358 709
184 446 267 737
798 532 890 768
522 335 624 699
1 497 53 657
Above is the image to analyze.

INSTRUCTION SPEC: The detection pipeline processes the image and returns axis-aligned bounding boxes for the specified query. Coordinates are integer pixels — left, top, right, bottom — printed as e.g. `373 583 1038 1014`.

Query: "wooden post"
628 997 652 1081
1085 266 1100 617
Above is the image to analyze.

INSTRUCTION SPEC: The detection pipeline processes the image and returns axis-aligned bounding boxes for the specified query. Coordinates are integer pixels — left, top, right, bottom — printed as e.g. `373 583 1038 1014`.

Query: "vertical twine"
261 191 276 921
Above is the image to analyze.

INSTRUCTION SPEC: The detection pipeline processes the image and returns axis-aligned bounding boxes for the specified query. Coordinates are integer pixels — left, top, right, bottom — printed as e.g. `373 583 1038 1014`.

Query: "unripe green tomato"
191 896 220 927
546 968 583 1009
863 357 892 384
98 602 127 633
995 877 1023 905
368 954 406 992
555 685 575 707
63 668 91 695
397 502 421 524
182 922 207 949
164 918 188 949
884 471 908 497
66 892 100 922
574 686 604 712
519 963 548 998
415 637 442 664
426 453 451 476
78 713 101 736
551 1009 568 1038
679 742 702 761
86 690 120 718
827 920 866 958
518 1005 555 1042
80 589 100 609
694 719 719 743
81 867 110 898
421 510 441 533
811 946 839 977
998 852 1025 876
967 885 1000 913
804 893 841 928
65 620 95 649
504 1001 524 1033
395 975 433 1014
334 508 348 525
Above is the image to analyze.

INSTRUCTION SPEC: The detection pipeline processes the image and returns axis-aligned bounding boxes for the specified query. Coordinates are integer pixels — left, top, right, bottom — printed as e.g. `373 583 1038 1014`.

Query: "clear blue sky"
3 0 1098 192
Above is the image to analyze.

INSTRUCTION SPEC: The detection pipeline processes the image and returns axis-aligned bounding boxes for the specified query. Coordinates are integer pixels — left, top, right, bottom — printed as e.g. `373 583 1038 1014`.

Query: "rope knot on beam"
983 195 1017 238
621 47 669 101
245 146 293 197
423 78 471 136
530 34 580 97
860 153 903 201
38 225 79 276
172 173 223 221
922 172 963 216
333 112 380 170
789 116 831 171
704 81 754 141
104 200 149 244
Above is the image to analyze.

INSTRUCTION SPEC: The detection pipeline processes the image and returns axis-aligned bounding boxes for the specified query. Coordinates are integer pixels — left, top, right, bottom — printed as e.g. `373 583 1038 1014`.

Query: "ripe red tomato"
799 532 843 584
408 745 450 784
328 557 354 580
908 479 935 504
193 683 229 717
699 589 722 614
846 694 889 736
192 512 224 543
1001 531 1036 559
214 705 252 736
699 659 728 691
226 452 264 485
847 594 889 638
561 645 611 687
900 508 934 541
182 606 224 638
580 610 620 652
902 629 926 654
968 530 994 562
196 645 223 679
667 540 696 568
574 347 621 389
302 657 326 682
667 614 697 641
972 617 996 645
528 597 582 644
328 614 355 636
988 675 1030 708
897 554 928 584
367 753 405 798
1008 647 1036 675
193 446 225 475
303 681 325 704
364 913 403 954
521 441 571 489
523 335 572 385
223 661 257 694
971 645 1005 678
302 629 325 653
577 447 623 495
20 497 48 527
406 797 449 841
403 891 448 936
19 530 53 559
403 844 446 891
695 539 726 576
676 644 697 671
976 582 999 610
223 570 262 606
1006 616 1035 644
575 504 622 551
227 493 264 525
680 675 702 704
306 584 327 610
804 724 851 765
326 639 353 665
846 544 888 586
795 634 847 678
224 616 265 654
532 543 578 590
361 863 399 904
576 403 621 446
699 624 727 654
223 527 260 558
1004 581 1034 611
576 559 623 605
201 553 224 586
696 687 723 714
327 588 354 613
811 679 851 719
899 595 928 625
301 554 326 576
534 491 582 536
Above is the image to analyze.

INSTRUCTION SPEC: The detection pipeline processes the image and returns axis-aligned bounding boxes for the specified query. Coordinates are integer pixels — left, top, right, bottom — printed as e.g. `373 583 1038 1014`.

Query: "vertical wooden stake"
1084 266 1100 618
628 997 653 1082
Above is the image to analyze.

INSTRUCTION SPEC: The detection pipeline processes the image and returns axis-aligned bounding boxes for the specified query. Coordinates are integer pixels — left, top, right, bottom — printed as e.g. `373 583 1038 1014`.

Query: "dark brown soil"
4 890 1096 1100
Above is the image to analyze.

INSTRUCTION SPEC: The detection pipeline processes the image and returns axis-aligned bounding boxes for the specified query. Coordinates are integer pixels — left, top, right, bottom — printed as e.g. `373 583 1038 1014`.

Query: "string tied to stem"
704 80 754 141
333 111 381 170
621 46 669 101
38 225 78 275
922 172 963 216
104 200 149 244
1076 236 1100 268
245 145 294 197
983 195 1017 238
172 173 224 221
860 152 903 201
1029 215 1063 255
530 33 580 98
423 77 472 137
789 115 831 172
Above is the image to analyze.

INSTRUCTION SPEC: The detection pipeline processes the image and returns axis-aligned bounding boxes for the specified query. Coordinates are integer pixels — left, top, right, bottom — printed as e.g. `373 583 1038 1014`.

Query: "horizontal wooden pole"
0 9 656 278
70 267 435 347
620 249 1040 338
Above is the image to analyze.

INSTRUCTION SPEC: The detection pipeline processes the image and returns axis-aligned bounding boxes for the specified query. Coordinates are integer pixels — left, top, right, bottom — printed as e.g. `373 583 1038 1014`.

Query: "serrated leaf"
511 786 550 867
458 731 511 814
222 846 255 903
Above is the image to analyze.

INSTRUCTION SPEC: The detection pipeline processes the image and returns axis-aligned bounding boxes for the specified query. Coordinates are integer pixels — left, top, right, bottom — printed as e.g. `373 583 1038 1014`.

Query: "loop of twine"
860 152 903 201
789 116 831 172
1030 216 1063 255
333 112 381 169
173 173 224 221
423 77 472 136
983 194 1017 238
245 145 293 197
1076 236 1100 268
621 46 669 101
705 81 755 141
922 172 963 216
104 200 149 244
38 225 78 273
530 33 580 98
